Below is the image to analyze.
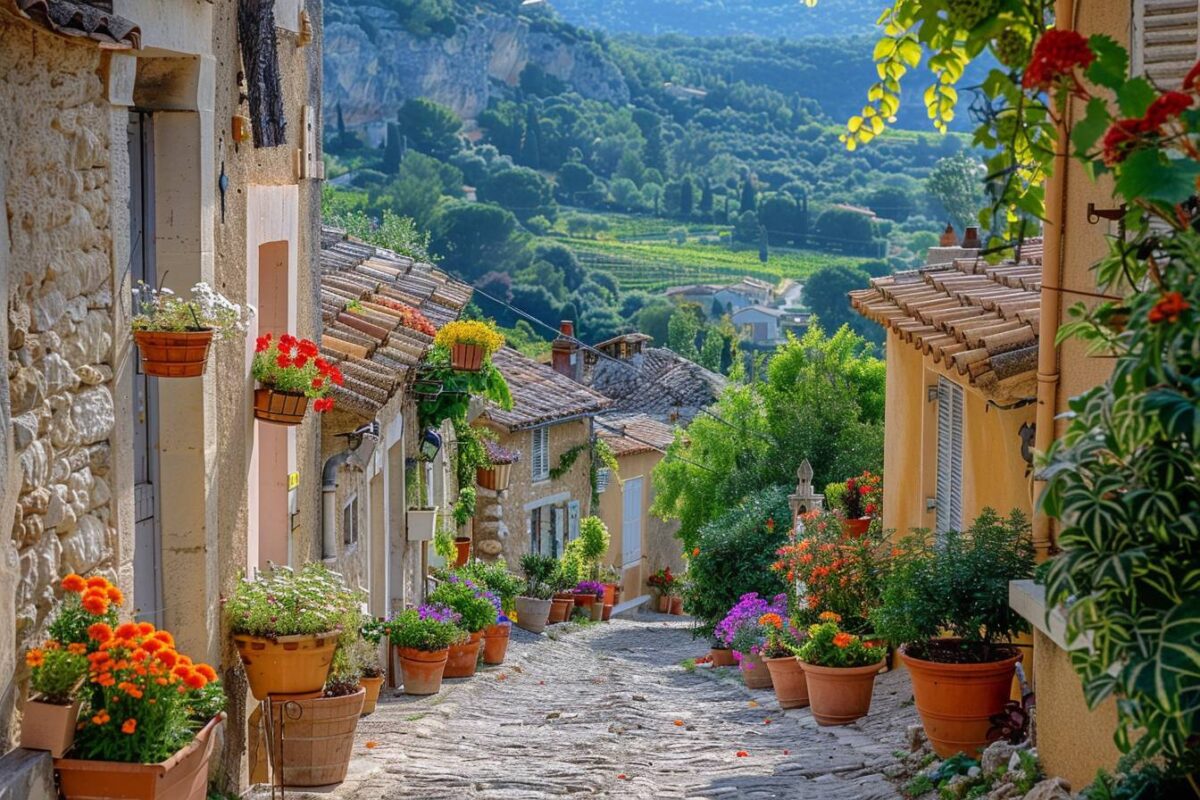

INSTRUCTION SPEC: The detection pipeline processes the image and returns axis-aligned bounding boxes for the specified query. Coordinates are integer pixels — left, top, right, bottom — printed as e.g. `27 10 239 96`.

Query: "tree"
925 154 984 231
336 103 346 136
758 225 769 263
699 177 714 214
479 101 525 157
519 105 542 170
634 298 675 345
531 242 584 290
813 207 879 256
758 193 806 245
803 264 878 343
396 98 463 160
478 167 557 223
610 178 644 211
679 176 695 217
428 200 522 280
556 161 596 203
862 185 916 222
383 122 403 174
740 178 757 213
699 328 724 373
615 150 645 186
643 121 668 172
666 306 701 361
733 210 760 244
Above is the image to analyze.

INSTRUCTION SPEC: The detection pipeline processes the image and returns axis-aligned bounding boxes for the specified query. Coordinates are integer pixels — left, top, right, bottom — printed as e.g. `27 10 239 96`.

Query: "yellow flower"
433 321 504 357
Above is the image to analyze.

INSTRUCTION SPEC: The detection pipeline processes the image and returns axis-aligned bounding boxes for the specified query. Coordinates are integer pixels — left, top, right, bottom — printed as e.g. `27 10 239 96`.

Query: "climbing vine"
549 438 619 506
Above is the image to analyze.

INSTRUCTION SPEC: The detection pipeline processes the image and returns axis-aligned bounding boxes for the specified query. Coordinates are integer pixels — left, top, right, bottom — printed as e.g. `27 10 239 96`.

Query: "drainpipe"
1031 0 1077 562
322 423 381 560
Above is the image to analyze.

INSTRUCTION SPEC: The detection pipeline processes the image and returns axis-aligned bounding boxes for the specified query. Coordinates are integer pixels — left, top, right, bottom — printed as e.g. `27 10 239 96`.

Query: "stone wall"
1 25 121 745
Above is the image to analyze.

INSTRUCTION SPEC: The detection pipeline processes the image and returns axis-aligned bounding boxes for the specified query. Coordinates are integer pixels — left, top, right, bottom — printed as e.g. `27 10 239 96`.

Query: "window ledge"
1008 579 1085 652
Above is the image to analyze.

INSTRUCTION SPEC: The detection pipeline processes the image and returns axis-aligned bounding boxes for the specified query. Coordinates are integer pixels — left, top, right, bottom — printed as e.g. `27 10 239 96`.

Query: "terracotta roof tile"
582 347 725 424
482 348 612 431
12 0 141 48
596 413 677 456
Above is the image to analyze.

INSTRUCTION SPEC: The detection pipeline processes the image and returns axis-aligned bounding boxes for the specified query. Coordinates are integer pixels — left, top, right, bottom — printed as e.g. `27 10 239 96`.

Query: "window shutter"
531 428 549 481
935 377 964 535
622 477 643 567
1133 0 1200 86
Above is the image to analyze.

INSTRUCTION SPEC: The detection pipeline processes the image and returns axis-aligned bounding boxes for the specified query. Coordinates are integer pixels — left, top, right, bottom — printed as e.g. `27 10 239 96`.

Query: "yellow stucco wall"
596 449 683 599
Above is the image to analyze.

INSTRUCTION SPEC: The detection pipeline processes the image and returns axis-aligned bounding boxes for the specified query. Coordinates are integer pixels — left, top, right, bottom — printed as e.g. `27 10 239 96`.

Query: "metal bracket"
1086 202 1126 224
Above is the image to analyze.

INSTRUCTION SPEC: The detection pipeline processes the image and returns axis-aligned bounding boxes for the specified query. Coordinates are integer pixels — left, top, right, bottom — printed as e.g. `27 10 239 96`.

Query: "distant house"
713 277 776 312
472 347 611 562
731 305 811 346
664 283 722 314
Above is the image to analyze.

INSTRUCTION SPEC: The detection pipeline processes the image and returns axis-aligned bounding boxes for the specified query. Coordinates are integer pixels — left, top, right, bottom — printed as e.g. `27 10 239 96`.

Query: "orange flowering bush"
772 510 890 634
796 618 884 669
73 620 224 763
48 574 121 649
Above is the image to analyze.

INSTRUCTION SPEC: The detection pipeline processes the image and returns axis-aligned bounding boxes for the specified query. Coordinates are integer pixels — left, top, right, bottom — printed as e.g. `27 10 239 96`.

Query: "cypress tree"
741 179 757 213
383 122 402 174
520 106 542 170
680 177 694 217
700 177 714 213
336 102 346 136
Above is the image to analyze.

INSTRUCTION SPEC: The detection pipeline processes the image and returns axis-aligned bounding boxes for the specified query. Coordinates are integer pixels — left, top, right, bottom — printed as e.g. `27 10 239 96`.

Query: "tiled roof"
595 413 677 457
12 0 141 47
318 226 471 417
482 347 612 431
849 242 1043 402
583 347 726 424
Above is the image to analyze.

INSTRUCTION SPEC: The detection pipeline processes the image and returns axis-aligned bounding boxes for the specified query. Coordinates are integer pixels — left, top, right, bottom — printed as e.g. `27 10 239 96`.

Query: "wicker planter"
514 596 552 633
56 713 224 800
253 388 308 426
267 691 364 788
358 675 384 715
232 631 338 701
20 698 80 757
476 463 513 492
450 342 484 371
134 330 214 378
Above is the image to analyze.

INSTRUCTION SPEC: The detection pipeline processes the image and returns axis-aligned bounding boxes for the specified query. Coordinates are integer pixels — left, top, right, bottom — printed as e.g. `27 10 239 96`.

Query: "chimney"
961 226 981 250
939 223 958 247
551 320 578 380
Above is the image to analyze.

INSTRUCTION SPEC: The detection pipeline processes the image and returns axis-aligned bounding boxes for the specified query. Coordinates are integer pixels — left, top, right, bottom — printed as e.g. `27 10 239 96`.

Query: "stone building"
1 0 325 793
471 347 610 563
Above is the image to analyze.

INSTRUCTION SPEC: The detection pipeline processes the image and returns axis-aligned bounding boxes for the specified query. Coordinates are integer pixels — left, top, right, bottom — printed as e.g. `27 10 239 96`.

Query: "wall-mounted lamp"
419 428 442 462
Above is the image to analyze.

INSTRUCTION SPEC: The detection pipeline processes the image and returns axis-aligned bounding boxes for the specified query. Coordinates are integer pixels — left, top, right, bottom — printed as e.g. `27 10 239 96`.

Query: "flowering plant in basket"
715 593 788 669
368 295 437 336
387 606 466 652
433 320 504 358
758 612 807 659
797 614 885 669
132 281 252 339
834 471 882 520
252 333 344 412
226 563 365 639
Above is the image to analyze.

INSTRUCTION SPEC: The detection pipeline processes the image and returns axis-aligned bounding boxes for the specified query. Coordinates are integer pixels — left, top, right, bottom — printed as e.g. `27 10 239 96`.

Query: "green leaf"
1117 77 1157 118
1086 35 1130 91
1115 149 1200 204
1072 98 1112 156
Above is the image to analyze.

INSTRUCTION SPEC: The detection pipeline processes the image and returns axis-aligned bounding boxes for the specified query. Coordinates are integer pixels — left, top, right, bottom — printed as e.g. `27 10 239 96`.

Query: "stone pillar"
473 487 508 561
787 459 823 532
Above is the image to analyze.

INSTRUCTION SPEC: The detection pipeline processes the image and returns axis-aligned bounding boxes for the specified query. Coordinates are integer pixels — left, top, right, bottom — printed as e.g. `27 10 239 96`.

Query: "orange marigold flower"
137 622 155 636
25 649 44 668
121 718 137 735
832 632 855 649
67 643 87 656
92 710 111 725
736 750 749 758
142 638 164 654
119 681 144 699
43 640 61 651
172 665 193 680
692 547 700 557
673 719 685 726
152 631 174 647
62 573 87 593
156 649 178 668
156 677 169 686
818 611 842 623
86 576 109 590
757 613 784 629
1149 291 1190 324
182 670 207 690
96 672 116 687
115 622 140 640
195 664 218 682
81 593 110 615
177 655 193 667
106 586 125 605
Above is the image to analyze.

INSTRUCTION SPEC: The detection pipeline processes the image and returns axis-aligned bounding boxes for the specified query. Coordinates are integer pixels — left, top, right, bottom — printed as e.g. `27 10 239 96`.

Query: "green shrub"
682 485 791 638
387 608 465 652
227 563 364 638
427 578 499 633
455 559 524 615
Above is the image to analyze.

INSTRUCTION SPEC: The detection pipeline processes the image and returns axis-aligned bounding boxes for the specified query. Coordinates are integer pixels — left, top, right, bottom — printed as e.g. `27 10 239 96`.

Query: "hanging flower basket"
134 330 214 378
451 342 485 371
253 388 309 426
477 440 520 491
407 508 438 541
433 321 505 373
251 333 342 425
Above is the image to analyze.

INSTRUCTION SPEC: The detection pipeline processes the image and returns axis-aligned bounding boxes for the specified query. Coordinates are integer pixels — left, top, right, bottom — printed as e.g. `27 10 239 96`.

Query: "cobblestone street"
261 613 918 799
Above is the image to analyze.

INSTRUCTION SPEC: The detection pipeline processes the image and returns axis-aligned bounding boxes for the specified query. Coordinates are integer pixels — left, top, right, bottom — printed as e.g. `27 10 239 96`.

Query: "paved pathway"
256 613 917 799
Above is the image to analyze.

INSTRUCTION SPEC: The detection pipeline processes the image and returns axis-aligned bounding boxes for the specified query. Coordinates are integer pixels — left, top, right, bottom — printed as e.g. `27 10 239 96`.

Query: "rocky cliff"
324 4 630 127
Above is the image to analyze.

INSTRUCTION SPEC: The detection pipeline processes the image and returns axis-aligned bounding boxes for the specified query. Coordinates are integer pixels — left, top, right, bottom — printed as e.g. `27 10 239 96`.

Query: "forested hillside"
547 0 887 39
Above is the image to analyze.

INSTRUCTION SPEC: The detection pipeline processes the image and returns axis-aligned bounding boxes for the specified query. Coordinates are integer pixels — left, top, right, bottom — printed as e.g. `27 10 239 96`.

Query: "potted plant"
456 560 522 663
549 554 581 623
573 580 604 611
389 606 465 695
516 554 556 633
356 621 387 715
408 465 440 543
226 563 363 700
132 280 252 378
826 471 881 539
759 613 810 709
427 576 499 679
483 613 512 665
433 320 504 372
647 567 677 613
477 439 520 492
715 593 789 690
796 614 886 726
251 333 342 424
870 509 1033 757
55 619 226 800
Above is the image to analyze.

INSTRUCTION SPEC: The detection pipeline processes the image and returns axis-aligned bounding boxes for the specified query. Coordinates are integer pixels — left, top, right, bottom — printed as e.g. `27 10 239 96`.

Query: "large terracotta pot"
20 698 80 757
476 463 512 491
574 592 597 609
763 656 809 709
253 388 309 426
451 342 484 371
842 517 871 539
602 584 617 605
266 690 364 787
453 537 471 567
483 623 511 665
589 601 604 622
900 643 1022 758
710 648 737 667
801 660 885 726
56 713 224 800
514 596 552 633
358 675 384 715
739 652 774 690
233 631 338 701
657 595 671 613
443 630 483 678
133 330 213 378
397 646 449 695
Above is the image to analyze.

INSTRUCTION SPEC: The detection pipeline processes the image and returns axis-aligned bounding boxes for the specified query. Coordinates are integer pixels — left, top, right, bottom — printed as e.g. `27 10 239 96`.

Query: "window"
935 377 964 536
342 494 359 546
530 427 550 481
622 477 643 567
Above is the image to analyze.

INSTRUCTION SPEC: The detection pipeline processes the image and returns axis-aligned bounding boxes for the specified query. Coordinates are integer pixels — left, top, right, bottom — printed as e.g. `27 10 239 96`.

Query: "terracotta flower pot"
602 584 617 605
801 660 884 726
548 597 572 624
739 652 774 690
397 646 449 695
514 596 552 633
589 601 604 622
763 656 810 709
710 648 737 667
451 342 484 371
20 698 80 757
443 630 483 678
842 517 871 539
133 330 213 378
601 604 613 621
358 675 384 715
233 631 338 701
657 595 671 613
56 713 224 800
483 623 511 665
574 593 597 608
266 690 364 787
253 387 309 426
476 463 512 491
670 596 684 615
453 537 471 567
900 644 1022 758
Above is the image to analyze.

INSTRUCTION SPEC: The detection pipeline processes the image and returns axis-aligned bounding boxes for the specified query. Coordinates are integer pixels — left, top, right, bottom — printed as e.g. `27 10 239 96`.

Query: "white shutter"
568 500 580 541
935 377 964 535
1133 0 1200 86
622 477 643 567
531 427 549 481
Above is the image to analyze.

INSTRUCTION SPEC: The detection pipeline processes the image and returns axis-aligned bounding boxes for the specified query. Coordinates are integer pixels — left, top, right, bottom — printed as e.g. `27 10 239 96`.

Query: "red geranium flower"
298 339 319 358
276 353 292 369
1144 91 1193 128
1023 29 1095 92
1149 292 1190 324
255 334 272 353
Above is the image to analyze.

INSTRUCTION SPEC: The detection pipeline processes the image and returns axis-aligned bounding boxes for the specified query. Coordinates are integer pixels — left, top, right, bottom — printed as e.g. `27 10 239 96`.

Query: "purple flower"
573 580 605 596
416 604 461 625
714 592 788 648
